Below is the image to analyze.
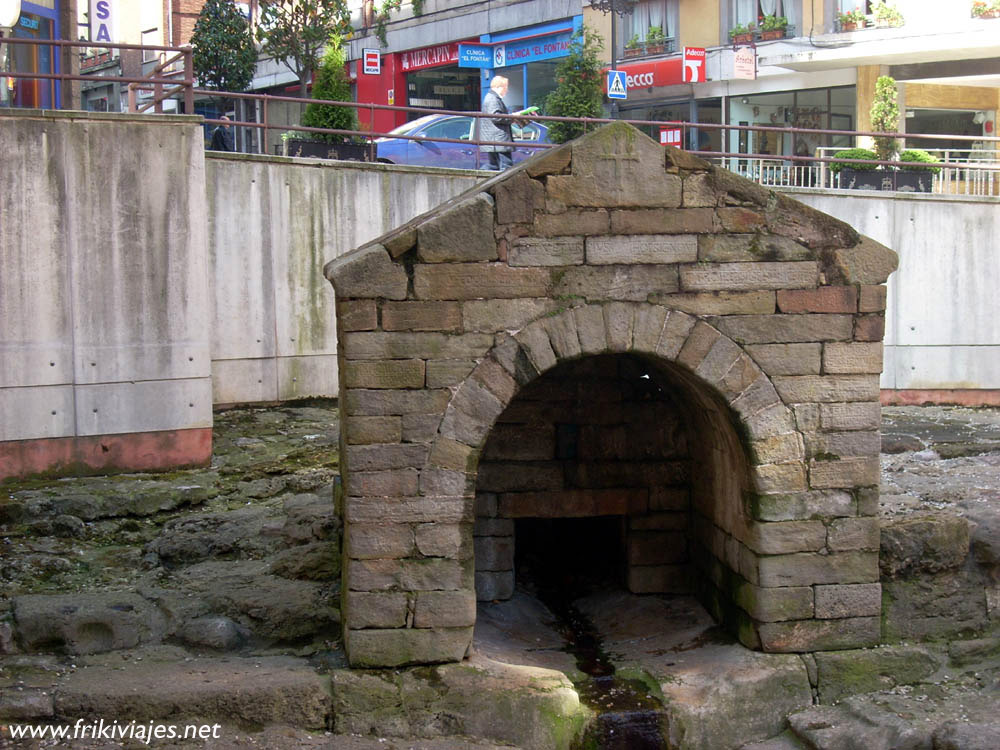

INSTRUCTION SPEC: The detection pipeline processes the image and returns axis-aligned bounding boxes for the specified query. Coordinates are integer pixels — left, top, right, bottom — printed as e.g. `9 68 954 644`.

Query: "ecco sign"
626 71 654 88
602 58 683 93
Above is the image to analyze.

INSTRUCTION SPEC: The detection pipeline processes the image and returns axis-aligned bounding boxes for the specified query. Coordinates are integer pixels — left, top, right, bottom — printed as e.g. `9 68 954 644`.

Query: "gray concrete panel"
63 117 211 386
888 345 1000 390
211 358 279 405
277 355 339 401
206 160 278 362
0 343 74 389
0 118 73 390
73 378 213 436
0 385 75 441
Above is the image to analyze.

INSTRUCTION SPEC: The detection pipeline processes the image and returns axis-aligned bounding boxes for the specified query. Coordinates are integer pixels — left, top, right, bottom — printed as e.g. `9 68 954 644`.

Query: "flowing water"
516 518 668 750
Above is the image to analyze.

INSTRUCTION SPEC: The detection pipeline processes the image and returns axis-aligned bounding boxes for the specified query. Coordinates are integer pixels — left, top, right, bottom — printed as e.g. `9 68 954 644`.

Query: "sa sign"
90 0 116 43
682 47 706 83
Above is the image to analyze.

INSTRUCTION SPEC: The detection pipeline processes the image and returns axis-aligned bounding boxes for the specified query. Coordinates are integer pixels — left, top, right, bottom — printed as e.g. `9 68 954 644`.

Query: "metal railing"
1 37 193 113
2 38 999 195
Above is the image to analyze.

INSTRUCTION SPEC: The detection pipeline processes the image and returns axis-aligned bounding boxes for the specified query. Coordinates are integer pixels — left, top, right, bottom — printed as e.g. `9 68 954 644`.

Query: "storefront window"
619 99 724 152
405 66 480 116
10 10 56 109
727 85 855 158
905 109 987 160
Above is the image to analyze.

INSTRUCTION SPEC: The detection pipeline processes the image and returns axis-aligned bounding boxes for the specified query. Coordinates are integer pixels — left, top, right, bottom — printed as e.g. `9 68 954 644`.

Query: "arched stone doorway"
326 123 896 668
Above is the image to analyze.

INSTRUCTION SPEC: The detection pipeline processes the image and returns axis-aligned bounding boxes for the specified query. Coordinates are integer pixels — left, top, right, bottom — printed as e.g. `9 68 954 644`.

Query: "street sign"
682 47 706 83
734 47 757 80
607 70 627 100
458 44 492 68
362 48 380 75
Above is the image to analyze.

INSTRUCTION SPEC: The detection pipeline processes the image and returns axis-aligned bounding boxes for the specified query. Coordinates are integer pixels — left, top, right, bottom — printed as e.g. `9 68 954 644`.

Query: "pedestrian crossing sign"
607 70 627 100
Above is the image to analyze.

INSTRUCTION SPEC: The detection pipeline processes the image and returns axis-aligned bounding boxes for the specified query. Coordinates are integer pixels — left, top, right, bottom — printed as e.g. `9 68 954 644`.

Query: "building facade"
586 0 998 160
342 0 997 158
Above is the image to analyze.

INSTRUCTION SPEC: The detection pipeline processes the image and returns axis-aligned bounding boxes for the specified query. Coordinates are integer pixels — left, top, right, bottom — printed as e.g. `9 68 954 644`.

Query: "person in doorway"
210 115 234 152
481 76 514 171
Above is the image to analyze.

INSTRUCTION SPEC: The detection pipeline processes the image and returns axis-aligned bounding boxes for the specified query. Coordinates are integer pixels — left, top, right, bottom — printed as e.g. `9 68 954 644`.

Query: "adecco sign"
603 58 683 92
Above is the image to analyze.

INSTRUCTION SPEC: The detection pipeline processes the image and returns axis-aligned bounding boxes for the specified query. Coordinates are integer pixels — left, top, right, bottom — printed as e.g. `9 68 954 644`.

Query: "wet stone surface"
0 403 998 749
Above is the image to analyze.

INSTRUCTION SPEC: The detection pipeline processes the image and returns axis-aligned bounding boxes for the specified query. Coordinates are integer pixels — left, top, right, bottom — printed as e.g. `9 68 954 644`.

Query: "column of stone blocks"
473 491 514 601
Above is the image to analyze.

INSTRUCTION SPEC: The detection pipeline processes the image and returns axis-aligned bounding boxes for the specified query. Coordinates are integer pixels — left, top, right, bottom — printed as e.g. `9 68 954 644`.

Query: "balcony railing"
2 38 998 197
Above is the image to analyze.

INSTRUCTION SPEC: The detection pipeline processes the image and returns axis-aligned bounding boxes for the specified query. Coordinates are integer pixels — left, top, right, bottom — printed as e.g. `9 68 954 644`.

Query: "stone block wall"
326 122 898 668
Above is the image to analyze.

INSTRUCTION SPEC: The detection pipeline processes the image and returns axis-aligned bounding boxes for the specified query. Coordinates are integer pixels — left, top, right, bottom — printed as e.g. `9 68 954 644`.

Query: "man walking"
210 115 234 152
481 76 514 171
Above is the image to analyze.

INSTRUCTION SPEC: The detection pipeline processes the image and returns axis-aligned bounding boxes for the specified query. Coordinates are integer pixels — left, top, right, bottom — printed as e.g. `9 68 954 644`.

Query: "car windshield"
376 114 442 142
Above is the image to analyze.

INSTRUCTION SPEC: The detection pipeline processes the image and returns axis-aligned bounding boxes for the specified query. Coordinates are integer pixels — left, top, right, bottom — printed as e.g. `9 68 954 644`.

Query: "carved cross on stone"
593 145 642 204
547 127 683 208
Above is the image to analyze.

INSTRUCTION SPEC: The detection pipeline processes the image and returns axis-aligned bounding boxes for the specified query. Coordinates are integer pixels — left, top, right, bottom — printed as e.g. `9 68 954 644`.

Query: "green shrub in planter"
301 35 356 144
898 149 941 174
829 147 879 173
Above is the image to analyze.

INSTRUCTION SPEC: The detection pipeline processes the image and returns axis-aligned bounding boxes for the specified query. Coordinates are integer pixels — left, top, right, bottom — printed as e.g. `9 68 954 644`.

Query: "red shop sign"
400 42 462 72
602 58 684 91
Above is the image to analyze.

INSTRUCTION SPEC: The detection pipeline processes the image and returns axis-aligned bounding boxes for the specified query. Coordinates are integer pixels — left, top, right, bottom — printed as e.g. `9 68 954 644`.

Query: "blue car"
375 113 550 169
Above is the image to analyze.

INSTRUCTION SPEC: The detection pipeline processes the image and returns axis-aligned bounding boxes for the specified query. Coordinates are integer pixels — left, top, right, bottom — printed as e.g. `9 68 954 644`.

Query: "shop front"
602 57 723 152
727 85 856 160
5 0 61 109
467 16 583 114
355 16 583 136
355 40 479 134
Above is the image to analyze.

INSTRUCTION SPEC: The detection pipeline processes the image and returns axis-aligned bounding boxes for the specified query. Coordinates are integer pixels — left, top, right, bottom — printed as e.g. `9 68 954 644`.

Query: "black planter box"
894 170 934 193
839 168 893 191
283 139 372 162
839 168 934 192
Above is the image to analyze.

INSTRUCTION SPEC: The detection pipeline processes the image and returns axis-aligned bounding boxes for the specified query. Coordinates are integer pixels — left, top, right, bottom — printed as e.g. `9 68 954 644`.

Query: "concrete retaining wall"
790 190 1000 396
205 154 482 405
2 110 996 478
0 111 213 479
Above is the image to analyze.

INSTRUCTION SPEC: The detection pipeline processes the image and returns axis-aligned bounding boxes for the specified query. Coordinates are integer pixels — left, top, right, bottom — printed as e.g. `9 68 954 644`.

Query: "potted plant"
624 33 643 57
872 2 904 27
837 8 866 31
896 148 940 192
645 24 667 54
972 0 1000 18
729 22 755 44
870 74 899 165
760 14 788 39
287 35 370 162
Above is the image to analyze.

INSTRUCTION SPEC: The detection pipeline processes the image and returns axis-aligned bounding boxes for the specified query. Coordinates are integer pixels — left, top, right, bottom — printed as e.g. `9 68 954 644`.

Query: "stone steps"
1 650 586 749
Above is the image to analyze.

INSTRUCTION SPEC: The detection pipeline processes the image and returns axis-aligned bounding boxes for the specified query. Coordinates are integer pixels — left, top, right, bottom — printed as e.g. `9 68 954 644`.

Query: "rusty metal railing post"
369 100 375 161
262 94 269 154
183 46 194 115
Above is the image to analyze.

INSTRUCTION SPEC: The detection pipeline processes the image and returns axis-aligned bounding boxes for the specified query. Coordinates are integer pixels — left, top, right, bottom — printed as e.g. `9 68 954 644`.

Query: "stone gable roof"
325 122 898 299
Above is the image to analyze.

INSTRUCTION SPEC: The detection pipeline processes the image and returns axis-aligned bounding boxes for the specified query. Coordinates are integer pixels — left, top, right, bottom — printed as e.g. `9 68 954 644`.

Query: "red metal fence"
3 36 998 192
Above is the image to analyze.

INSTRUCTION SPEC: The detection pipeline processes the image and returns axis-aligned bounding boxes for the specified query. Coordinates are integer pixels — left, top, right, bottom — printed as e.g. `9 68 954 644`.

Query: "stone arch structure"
326 123 897 668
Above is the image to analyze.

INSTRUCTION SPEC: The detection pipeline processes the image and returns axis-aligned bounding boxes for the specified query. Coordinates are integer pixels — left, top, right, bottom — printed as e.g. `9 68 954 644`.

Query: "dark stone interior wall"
473 354 697 601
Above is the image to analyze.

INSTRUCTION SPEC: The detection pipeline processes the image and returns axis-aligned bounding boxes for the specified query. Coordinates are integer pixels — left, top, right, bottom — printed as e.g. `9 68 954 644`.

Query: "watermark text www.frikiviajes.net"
2 718 223 744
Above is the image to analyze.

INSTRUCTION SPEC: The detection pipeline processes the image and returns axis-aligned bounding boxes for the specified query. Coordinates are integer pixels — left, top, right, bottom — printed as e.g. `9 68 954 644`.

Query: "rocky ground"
1 402 998 749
